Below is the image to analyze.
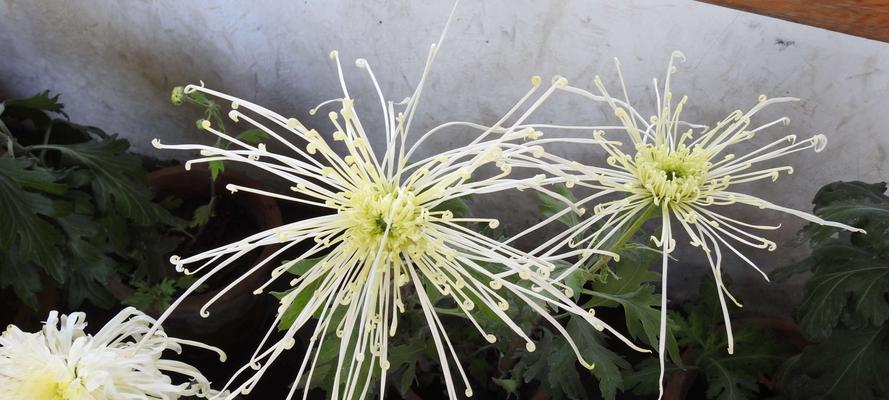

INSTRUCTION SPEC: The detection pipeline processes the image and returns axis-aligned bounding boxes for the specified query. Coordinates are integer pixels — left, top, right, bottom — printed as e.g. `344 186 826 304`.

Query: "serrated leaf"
271 286 311 330
124 278 175 311
208 160 224 182
4 91 65 113
272 260 323 330
0 157 65 278
236 129 269 145
623 358 683 395
129 225 185 283
692 311 786 400
31 135 168 224
804 181 889 256
57 211 100 240
65 237 117 308
584 244 680 362
551 259 591 301
587 244 660 307
537 183 580 227
0 251 42 309
626 276 785 400
3 91 68 122
190 202 213 228
696 325 784 400
387 340 425 395
567 316 630 400
0 158 66 195
780 325 889 400
508 317 629 400
795 242 889 340
98 212 130 254
703 359 758 400
769 255 814 282
511 330 556 387
187 91 212 107
547 338 589 400
586 286 680 364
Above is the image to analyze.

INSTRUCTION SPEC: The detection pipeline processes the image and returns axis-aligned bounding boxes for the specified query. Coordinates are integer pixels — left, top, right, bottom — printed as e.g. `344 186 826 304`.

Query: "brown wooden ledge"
700 1 889 43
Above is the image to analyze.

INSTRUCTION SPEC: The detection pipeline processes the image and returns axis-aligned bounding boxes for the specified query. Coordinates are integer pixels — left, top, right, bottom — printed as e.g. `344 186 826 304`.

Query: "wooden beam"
700 1 889 43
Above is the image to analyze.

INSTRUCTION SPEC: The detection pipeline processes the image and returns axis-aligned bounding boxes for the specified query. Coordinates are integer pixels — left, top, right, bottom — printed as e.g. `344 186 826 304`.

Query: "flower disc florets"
632 143 711 204
342 183 431 258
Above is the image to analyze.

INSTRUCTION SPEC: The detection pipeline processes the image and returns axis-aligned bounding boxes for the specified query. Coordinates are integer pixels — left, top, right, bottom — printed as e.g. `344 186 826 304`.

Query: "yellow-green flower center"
633 143 710 204
341 183 431 258
17 373 80 400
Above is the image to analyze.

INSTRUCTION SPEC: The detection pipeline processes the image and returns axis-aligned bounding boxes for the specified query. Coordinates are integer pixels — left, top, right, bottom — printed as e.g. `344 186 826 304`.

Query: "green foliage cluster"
772 181 889 400
0 92 184 309
625 277 788 400
122 275 199 312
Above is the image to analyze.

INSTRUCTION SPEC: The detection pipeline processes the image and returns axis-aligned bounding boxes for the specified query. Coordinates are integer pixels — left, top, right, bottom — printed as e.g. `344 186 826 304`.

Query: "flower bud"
170 86 185 106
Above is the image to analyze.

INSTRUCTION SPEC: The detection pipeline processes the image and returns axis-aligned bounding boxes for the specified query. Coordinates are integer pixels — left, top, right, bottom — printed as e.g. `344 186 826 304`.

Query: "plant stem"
38 121 57 163
587 204 659 274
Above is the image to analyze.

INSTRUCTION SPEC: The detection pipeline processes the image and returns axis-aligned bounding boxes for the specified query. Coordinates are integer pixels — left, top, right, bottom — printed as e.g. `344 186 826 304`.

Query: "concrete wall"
2 0 888 313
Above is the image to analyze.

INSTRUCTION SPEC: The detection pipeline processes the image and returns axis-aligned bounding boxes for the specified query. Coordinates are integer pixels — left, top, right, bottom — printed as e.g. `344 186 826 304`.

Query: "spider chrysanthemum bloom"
519 51 865 397
0 307 223 399
147 7 644 400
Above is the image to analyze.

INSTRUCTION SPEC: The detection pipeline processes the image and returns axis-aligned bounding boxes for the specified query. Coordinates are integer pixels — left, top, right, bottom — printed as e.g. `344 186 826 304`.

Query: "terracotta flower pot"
109 165 282 336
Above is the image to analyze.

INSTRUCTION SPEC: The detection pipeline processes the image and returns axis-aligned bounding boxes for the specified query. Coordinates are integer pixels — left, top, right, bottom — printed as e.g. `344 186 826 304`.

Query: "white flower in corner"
521 51 865 398
148 4 645 400
0 307 224 399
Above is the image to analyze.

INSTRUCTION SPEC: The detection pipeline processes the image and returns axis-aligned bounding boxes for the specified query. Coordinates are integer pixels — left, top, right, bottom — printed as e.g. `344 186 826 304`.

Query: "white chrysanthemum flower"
513 51 865 398
147 5 645 400
0 307 223 399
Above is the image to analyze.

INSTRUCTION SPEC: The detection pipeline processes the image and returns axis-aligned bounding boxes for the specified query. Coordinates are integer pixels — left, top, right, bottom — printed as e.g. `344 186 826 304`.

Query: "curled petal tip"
671 50 686 62
812 134 828 152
